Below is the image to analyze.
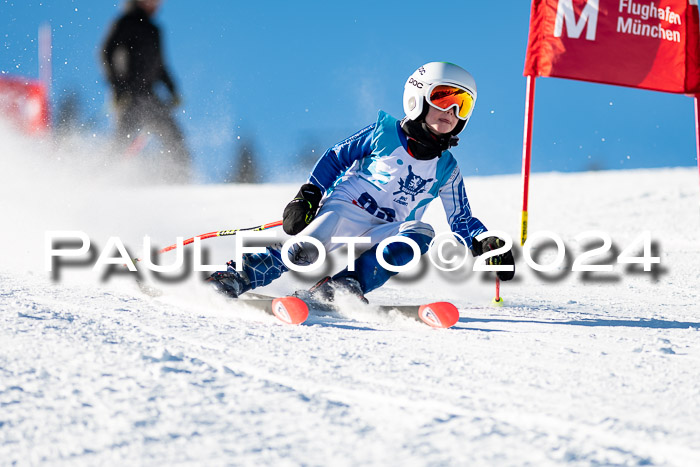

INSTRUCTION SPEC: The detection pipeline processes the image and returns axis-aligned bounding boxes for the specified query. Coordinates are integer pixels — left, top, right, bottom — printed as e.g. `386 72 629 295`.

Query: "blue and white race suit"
308 110 486 245
238 111 487 293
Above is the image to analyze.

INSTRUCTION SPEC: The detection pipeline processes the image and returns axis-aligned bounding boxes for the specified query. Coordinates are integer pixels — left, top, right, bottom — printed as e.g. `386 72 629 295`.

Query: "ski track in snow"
3 273 700 466
2 132 700 465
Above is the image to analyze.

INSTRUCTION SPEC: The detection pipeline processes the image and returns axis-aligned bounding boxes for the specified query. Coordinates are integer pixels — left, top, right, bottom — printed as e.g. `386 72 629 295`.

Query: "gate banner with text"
524 0 700 93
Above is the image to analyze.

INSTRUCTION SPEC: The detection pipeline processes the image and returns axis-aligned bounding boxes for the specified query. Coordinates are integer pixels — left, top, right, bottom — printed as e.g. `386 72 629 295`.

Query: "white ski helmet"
403 61 477 135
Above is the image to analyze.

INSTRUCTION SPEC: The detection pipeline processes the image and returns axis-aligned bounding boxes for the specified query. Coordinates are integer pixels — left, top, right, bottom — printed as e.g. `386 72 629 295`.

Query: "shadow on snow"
459 317 700 330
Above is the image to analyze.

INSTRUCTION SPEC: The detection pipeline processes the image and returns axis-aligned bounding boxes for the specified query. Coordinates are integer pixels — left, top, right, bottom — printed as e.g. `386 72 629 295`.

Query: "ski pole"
157 220 283 255
492 277 504 306
132 219 283 262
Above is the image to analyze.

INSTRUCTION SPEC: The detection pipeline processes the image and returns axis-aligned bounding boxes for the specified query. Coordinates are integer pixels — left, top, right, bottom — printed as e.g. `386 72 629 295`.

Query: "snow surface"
2 126 700 466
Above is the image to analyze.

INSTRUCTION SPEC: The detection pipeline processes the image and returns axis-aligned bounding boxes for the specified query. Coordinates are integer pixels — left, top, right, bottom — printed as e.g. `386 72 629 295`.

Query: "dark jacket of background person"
101 0 191 183
102 2 177 103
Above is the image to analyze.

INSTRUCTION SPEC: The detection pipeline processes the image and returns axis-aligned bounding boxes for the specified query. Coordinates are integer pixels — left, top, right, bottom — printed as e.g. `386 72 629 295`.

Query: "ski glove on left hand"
282 183 323 235
471 236 515 281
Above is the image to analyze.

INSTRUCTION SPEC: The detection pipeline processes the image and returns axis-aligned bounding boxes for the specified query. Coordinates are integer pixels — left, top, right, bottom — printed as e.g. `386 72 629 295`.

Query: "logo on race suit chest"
393 165 434 202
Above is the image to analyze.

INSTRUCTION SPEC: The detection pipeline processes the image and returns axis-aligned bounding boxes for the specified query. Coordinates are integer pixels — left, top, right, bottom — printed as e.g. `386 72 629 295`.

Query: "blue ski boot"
208 261 252 298
308 275 369 304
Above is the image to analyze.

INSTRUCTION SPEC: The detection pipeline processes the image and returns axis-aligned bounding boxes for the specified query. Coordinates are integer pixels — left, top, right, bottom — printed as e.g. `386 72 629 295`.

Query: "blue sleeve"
439 167 487 249
307 123 375 193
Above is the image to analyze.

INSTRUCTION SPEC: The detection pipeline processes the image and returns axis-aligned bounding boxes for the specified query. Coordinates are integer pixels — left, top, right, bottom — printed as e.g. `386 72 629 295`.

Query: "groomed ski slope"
1 131 700 466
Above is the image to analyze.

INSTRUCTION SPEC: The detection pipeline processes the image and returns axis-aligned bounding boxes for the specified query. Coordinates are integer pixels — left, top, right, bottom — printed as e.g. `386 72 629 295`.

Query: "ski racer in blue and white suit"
210 62 514 299
296 109 489 292
215 111 486 296
309 110 485 241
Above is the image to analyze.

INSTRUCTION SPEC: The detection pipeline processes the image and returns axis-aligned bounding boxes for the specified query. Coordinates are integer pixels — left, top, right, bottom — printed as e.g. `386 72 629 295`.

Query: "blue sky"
2 1 697 182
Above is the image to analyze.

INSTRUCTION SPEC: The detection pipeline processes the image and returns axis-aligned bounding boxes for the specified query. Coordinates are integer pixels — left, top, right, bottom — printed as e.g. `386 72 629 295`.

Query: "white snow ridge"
2 127 700 466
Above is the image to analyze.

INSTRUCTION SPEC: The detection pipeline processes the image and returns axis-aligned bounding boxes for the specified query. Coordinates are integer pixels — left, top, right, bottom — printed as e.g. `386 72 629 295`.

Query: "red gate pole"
521 75 536 246
695 96 700 200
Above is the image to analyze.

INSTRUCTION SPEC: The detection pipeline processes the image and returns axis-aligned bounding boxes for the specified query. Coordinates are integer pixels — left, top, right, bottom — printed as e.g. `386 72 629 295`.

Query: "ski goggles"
426 84 474 120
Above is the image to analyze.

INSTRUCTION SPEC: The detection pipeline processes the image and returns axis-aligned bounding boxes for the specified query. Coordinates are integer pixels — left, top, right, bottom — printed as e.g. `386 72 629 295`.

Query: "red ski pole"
129 220 283 297
132 219 283 263
157 220 283 255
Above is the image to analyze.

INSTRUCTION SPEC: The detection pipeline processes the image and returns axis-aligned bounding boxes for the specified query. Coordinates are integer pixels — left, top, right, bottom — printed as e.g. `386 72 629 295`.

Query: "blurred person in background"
101 0 191 183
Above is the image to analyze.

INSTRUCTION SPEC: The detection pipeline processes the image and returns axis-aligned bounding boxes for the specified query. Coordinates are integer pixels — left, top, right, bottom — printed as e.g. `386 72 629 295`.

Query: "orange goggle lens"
428 85 474 120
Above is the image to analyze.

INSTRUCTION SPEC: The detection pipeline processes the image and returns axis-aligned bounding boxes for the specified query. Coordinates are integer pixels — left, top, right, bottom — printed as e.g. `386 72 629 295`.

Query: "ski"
292 276 460 328
237 296 309 325
314 300 460 329
207 274 309 325
241 293 459 328
373 302 460 329
146 278 455 328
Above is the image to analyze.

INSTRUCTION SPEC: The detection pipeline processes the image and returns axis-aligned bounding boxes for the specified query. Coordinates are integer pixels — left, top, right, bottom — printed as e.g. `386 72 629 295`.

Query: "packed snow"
1 126 700 466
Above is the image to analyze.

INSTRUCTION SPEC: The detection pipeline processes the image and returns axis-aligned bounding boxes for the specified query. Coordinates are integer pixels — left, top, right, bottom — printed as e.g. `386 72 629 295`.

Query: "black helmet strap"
400 117 459 161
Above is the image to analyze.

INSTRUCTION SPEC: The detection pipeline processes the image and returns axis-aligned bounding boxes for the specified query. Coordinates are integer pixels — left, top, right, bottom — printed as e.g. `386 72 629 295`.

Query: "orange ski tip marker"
417 302 459 329
271 297 309 325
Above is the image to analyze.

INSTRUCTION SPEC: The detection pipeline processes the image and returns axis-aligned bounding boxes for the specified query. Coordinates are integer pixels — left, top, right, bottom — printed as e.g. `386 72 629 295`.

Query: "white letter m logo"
554 0 599 40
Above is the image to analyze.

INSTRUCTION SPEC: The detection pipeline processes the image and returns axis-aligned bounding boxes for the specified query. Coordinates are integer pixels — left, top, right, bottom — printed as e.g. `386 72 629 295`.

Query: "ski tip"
271 297 309 325
418 302 460 328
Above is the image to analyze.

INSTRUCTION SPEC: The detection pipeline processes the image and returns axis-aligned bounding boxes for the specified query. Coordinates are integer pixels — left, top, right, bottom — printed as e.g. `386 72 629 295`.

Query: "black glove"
282 183 323 235
471 236 515 281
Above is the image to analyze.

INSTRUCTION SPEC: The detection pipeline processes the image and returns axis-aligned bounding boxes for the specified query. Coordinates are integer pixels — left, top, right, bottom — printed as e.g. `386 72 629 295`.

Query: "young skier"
209 61 514 302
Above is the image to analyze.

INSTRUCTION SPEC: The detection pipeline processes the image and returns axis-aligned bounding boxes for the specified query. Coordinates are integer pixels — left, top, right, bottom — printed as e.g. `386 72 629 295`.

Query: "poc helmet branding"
402 61 477 136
